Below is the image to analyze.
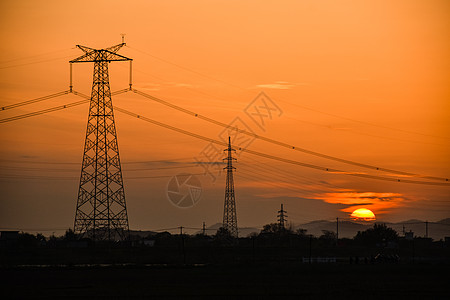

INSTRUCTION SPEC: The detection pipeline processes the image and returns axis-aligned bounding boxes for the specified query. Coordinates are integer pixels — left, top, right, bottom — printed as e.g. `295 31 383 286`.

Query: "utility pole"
425 221 428 238
72 43 131 241
202 222 206 235
277 204 288 230
222 137 238 238
180 226 186 264
336 217 339 246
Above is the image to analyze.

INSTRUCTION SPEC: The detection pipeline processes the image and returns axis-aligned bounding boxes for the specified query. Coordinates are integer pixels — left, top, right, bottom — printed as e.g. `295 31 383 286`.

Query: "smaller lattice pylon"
222 136 238 238
277 203 288 230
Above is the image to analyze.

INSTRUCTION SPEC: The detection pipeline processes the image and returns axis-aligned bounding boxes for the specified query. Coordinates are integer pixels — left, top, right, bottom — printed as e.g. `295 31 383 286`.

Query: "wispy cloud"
254 81 308 90
138 82 196 91
170 82 195 88
314 190 406 217
139 83 161 91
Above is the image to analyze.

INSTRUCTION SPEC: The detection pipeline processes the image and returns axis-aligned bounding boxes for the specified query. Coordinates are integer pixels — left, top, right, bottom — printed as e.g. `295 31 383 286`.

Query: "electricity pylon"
71 43 131 241
277 203 288 230
223 137 238 238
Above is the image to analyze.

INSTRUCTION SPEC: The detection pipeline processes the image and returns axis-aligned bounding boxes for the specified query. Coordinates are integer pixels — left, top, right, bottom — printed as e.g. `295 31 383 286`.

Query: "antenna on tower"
222 136 238 238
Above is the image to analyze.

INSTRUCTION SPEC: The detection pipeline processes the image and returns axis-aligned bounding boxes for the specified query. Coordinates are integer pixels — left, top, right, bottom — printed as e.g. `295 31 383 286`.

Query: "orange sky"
0 0 449 235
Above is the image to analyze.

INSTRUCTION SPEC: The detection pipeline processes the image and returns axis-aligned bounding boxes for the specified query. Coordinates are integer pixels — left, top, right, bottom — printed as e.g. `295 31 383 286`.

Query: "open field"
1 263 448 299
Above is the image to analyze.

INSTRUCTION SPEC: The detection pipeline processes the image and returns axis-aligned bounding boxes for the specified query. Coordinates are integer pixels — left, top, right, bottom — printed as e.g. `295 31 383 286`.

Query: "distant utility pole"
222 137 238 238
336 217 339 245
72 42 132 241
425 221 428 238
180 226 186 264
202 222 206 235
277 204 288 230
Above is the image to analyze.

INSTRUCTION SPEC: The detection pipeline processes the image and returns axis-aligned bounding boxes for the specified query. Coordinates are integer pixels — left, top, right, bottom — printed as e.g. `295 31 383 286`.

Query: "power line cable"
3 87 447 182
0 48 74 65
0 99 89 123
241 156 342 190
1 90 71 111
237 163 325 195
127 45 448 141
0 158 194 166
277 97 449 141
0 54 74 70
1 88 447 183
126 45 243 90
0 172 205 181
236 169 318 197
0 164 198 173
0 89 128 123
130 88 448 182
112 105 450 186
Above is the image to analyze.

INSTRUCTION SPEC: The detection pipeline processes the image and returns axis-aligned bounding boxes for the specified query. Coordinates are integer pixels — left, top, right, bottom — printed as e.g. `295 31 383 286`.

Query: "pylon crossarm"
70 45 131 63
105 43 126 54
76 45 96 53
103 50 132 61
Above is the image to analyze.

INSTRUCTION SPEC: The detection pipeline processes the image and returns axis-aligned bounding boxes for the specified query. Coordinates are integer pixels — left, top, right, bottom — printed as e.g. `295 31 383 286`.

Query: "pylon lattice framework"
223 137 238 238
277 204 287 230
72 43 131 241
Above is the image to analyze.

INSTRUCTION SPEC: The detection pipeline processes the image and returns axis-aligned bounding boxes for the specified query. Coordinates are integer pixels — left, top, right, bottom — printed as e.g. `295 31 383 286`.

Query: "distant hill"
437 218 450 225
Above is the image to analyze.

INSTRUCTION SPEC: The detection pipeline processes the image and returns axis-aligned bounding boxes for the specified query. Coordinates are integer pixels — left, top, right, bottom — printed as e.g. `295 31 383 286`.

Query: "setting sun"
351 208 376 221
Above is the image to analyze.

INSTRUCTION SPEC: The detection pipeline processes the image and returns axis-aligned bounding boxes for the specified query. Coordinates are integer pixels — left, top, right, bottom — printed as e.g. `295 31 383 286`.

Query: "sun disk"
351 208 376 221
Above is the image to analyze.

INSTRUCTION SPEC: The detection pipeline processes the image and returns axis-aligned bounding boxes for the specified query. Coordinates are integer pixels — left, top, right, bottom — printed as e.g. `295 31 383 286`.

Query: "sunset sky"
1 0 449 235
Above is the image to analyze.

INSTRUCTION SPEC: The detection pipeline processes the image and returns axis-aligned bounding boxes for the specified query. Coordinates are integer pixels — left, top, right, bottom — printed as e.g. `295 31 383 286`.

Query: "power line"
277 97 449 141
0 164 198 173
0 48 73 65
283 115 446 147
129 88 448 182
0 173 204 181
0 157 193 165
237 164 321 196
1 90 70 111
2 87 447 182
2 89 448 185
113 105 450 186
0 99 89 123
126 45 244 90
240 156 342 190
127 45 448 141
0 89 128 123
0 54 75 70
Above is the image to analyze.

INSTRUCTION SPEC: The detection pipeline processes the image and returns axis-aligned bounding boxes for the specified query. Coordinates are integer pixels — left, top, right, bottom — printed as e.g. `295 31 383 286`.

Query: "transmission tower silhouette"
277 203 287 230
71 43 131 241
223 136 238 238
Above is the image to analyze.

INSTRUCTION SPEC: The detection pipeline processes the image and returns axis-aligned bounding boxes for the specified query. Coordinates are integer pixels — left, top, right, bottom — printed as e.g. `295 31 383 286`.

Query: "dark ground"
1 263 448 299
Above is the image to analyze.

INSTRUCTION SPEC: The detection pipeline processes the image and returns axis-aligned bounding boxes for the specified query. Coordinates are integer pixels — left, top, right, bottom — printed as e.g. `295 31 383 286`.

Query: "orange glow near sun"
351 208 376 221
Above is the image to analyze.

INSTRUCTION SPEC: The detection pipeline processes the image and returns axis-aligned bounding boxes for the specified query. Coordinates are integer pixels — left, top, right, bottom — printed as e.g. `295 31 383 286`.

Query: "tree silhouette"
215 227 232 239
261 223 281 234
354 223 398 246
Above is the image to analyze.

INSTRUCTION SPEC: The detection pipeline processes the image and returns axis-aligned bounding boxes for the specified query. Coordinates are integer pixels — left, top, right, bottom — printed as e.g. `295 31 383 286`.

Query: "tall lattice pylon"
223 136 238 238
71 43 131 241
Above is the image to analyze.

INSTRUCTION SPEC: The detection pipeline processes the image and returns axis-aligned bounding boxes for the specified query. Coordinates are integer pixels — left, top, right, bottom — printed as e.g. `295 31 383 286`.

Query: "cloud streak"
254 81 308 90
314 190 406 217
